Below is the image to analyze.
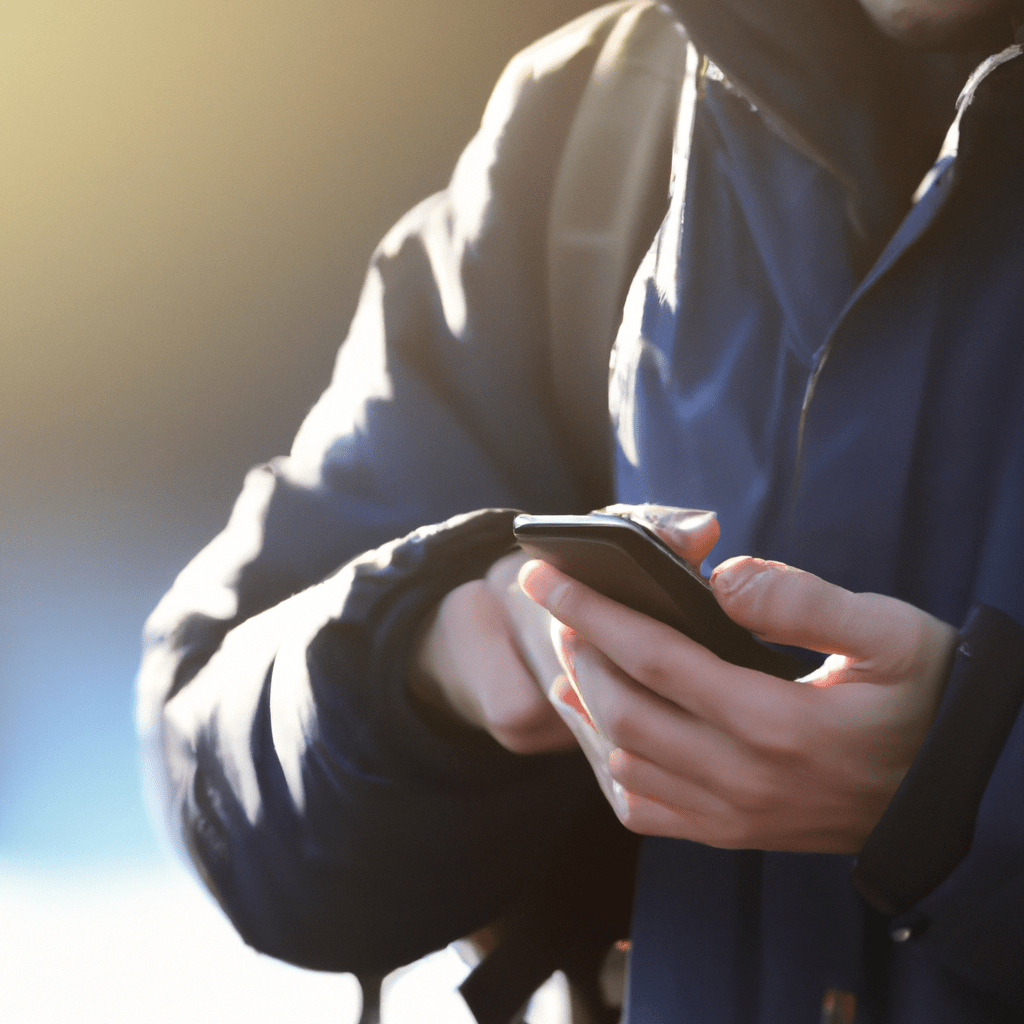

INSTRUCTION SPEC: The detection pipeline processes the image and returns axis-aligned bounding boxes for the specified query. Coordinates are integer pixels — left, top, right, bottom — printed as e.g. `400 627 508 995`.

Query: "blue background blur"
1 2 592 1019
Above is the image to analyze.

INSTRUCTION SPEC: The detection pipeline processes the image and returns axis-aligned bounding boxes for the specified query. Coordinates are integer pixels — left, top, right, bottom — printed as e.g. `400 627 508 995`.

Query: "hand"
409 506 723 757
520 535 959 853
411 549 576 754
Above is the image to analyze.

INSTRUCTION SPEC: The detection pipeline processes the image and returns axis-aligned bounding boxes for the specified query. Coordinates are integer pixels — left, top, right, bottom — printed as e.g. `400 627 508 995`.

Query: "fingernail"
606 505 716 533
709 556 760 597
660 509 717 536
518 560 569 609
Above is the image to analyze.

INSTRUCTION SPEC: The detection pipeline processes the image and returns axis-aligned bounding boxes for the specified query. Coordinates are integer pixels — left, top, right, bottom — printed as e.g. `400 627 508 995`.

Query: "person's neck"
666 0 984 267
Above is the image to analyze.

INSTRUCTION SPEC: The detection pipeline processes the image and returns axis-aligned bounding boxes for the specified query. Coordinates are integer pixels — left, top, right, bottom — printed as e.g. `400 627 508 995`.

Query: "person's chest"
609 51 1024 626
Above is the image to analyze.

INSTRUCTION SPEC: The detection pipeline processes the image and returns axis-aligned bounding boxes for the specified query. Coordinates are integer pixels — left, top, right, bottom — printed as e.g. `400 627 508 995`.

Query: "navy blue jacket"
138 2 1024 1020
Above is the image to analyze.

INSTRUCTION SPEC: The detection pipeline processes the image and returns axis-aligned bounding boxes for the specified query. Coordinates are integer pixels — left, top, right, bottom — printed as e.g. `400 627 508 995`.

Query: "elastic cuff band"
852 604 1024 916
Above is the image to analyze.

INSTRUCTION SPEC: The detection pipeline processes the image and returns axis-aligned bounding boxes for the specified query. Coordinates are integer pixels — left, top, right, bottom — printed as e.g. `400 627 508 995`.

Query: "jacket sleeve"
136 3 638 975
848 604 1024 1007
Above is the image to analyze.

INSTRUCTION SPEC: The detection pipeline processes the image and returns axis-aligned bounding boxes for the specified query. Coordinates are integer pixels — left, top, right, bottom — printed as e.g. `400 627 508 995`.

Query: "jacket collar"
665 0 991 262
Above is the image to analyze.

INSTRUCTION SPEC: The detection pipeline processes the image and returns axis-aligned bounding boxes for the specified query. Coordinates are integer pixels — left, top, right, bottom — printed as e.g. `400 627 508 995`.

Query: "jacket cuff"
309 506 582 789
852 604 1024 916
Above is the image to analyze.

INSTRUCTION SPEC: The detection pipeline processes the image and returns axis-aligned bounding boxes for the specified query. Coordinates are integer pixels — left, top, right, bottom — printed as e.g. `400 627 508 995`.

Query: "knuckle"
714 558 777 618
601 704 638 748
889 608 942 675
760 723 800 760
624 643 675 694
726 772 776 817
738 704 801 759
485 694 547 740
607 748 646 790
715 811 757 850
547 577 590 625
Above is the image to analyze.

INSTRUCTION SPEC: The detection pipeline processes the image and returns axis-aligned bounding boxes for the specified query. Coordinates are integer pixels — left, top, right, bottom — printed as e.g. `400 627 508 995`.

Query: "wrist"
407 600 494 748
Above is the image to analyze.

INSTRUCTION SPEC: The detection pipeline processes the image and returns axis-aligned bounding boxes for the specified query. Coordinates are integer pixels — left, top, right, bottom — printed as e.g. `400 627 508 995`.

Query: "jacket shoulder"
480 1 684 135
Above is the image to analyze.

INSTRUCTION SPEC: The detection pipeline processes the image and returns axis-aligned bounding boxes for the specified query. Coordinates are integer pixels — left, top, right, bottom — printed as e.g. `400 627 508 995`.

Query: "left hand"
520 550 958 854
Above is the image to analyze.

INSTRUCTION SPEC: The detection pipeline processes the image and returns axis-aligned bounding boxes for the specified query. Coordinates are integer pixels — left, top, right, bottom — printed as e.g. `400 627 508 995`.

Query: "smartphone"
512 512 806 680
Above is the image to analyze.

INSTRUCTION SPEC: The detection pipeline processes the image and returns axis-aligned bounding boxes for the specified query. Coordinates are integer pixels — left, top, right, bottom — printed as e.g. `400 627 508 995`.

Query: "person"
137 0 1024 1020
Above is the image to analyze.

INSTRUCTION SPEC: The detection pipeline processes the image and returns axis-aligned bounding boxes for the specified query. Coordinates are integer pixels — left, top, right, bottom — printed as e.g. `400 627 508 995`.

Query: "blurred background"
1 1 594 1019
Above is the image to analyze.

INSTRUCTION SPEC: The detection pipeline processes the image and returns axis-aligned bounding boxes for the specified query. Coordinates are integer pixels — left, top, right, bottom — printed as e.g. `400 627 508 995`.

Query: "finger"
478 649 578 753
503 711 579 753
475 669 577 752
605 750 743 844
521 558 767 727
549 661 707 838
487 551 565 686
549 626 596 728
476 614 577 752
548 674 623 811
709 556 864 655
599 765 743 844
605 787 699 840
600 504 719 568
422 579 576 753
709 556 954 668
563 633 758 791
549 672 597 732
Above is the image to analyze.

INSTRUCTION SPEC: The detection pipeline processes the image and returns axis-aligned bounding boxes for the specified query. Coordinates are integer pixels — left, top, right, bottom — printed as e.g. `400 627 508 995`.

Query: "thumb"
709 555 908 662
600 504 719 568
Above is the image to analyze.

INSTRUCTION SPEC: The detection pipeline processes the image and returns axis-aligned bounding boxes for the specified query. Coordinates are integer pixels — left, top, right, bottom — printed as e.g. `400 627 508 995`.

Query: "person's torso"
610 41 1024 1024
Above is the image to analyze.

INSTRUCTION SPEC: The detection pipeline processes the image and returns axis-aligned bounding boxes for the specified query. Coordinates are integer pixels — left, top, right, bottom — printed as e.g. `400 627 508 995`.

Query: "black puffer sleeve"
159 509 597 973
137 2 648 974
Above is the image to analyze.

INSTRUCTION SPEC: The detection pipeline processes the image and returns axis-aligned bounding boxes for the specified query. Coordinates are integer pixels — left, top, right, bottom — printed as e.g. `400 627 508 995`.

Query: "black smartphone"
512 512 806 680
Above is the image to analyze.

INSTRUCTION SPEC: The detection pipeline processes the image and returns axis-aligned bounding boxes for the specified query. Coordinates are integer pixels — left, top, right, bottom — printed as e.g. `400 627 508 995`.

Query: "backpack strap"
459 798 641 1024
547 0 692 509
454 12 697 1024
